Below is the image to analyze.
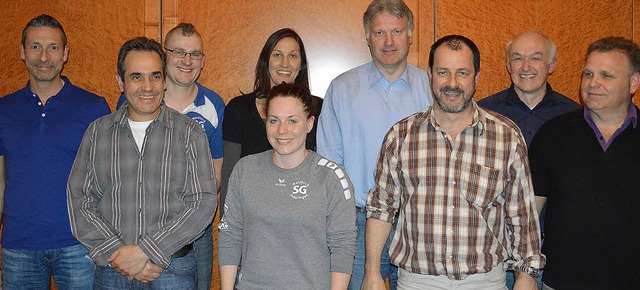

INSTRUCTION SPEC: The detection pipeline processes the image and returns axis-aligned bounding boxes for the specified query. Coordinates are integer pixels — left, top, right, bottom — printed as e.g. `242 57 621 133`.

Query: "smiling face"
367 11 412 72
507 32 555 98
428 43 479 114
117 50 166 121
164 33 204 87
266 96 314 167
20 26 69 84
268 37 302 87
581 50 640 115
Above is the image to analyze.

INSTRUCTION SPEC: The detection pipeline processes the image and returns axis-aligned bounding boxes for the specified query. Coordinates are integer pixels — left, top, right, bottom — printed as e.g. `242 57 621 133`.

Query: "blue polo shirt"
0 76 110 250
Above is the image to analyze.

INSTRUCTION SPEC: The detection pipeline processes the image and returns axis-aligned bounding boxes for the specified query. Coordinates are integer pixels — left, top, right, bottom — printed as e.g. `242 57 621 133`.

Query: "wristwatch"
517 265 540 278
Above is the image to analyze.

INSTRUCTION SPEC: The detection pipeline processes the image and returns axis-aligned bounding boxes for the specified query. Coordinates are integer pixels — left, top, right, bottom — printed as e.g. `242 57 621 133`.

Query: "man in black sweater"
528 37 640 290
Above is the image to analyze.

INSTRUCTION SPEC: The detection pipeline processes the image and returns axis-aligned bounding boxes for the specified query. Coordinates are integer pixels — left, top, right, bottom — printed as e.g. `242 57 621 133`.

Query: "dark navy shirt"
478 83 580 236
478 83 581 147
0 76 110 250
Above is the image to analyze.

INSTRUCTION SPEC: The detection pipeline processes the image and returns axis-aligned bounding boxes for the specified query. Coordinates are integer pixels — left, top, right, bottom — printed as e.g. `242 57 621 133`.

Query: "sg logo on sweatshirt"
291 180 309 199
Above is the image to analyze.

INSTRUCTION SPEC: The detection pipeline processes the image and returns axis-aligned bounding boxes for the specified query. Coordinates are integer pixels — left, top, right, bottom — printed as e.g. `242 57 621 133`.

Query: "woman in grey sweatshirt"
218 83 357 289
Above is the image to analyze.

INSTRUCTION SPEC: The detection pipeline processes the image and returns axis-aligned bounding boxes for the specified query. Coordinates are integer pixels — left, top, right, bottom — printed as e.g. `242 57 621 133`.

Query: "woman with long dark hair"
220 28 322 214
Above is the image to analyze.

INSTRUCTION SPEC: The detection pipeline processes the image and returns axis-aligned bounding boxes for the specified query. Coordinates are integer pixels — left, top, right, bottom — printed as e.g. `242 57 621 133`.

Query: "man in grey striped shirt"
67 37 217 288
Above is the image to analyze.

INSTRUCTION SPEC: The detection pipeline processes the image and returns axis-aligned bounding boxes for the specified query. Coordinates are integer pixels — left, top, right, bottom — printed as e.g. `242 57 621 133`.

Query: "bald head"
506 31 556 64
505 31 557 99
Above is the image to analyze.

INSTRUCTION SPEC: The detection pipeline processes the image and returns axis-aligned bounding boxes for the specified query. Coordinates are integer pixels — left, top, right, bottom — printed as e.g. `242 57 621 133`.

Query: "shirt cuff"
90 236 127 267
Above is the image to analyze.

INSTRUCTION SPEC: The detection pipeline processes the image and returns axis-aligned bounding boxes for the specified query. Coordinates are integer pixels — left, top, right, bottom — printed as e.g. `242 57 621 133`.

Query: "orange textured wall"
433 0 636 104
172 0 386 102
0 1 639 290
0 0 146 110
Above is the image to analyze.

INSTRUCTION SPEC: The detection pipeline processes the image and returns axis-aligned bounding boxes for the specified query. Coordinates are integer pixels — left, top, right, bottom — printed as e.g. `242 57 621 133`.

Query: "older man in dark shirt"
478 31 579 289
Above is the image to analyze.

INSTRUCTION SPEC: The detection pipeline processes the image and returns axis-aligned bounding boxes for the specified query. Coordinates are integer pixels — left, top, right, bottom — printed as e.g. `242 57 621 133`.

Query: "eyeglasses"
164 48 205 60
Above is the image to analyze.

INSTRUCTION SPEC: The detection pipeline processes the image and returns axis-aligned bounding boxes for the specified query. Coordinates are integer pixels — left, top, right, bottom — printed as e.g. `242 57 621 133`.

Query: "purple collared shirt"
584 102 638 151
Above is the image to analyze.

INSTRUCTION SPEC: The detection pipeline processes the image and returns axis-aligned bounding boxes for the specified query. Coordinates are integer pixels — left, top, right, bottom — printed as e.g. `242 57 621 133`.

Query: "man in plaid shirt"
363 35 544 290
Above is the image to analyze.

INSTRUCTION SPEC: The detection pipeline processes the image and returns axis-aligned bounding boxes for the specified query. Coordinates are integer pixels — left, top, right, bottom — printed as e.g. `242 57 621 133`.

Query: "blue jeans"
1 243 94 290
349 210 397 290
94 251 196 290
193 225 213 290
505 270 543 290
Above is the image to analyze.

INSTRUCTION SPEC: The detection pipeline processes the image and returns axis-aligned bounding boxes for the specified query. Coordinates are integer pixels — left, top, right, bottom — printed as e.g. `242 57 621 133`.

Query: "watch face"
520 266 539 278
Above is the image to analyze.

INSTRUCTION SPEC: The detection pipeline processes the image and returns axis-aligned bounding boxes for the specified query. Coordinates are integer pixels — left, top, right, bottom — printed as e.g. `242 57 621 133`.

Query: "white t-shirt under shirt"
128 119 153 150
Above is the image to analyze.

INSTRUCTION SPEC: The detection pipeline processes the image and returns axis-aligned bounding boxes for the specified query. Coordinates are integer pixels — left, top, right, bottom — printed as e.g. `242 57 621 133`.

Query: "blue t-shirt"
118 82 224 158
0 76 110 250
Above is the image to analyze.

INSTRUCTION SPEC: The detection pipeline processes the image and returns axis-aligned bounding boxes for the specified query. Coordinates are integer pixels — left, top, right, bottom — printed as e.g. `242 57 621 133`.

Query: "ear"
63 45 70 63
116 74 124 92
548 58 557 74
306 115 315 133
20 44 25 61
474 70 481 86
630 72 640 94
506 59 512 74
427 68 432 79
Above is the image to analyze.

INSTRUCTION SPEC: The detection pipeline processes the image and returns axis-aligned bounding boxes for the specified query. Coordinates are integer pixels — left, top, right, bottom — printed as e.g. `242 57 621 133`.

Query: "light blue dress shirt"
317 61 432 207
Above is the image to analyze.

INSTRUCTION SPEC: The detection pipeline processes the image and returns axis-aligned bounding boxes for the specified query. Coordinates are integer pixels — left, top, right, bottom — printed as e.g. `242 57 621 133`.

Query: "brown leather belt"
171 243 193 259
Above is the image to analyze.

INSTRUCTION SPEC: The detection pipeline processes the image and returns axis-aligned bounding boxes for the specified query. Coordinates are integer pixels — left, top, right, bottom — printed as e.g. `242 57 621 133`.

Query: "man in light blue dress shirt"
316 1 432 289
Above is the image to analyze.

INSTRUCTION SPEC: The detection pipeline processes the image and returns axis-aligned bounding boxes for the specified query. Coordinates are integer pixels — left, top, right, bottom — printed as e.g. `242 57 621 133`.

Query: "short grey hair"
363 0 414 39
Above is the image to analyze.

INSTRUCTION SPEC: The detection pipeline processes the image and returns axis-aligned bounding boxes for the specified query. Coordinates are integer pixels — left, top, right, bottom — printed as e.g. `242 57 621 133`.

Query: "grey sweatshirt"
219 150 356 289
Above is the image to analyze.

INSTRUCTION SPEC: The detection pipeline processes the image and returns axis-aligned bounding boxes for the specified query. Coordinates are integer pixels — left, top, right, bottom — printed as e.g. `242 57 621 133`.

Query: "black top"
528 108 640 289
223 92 322 156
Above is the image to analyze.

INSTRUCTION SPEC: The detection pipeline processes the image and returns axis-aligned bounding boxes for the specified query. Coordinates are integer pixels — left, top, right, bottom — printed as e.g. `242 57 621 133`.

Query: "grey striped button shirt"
67 104 217 268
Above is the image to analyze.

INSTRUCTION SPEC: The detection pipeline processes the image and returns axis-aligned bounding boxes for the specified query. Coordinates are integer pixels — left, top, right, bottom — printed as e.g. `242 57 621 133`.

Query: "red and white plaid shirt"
367 102 544 280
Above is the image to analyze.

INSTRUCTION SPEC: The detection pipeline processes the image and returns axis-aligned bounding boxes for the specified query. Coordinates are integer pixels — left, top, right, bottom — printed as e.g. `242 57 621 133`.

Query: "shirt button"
41 113 46 117
450 205 455 209
38 102 42 105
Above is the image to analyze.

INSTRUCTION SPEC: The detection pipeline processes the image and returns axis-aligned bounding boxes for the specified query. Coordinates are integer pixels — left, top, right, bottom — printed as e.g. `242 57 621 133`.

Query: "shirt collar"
193 82 205 107
583 101 638 129
24 75 72 101
113 102 173 129
426 101 485 134
366 61 411 89
505 82 556 108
